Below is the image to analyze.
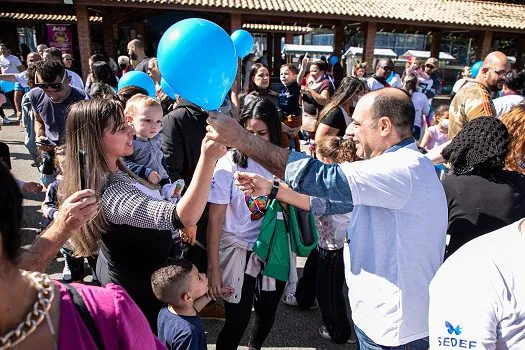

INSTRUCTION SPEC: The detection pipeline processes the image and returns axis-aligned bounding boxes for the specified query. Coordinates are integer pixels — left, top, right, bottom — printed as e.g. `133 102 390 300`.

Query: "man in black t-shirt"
127 39 149 73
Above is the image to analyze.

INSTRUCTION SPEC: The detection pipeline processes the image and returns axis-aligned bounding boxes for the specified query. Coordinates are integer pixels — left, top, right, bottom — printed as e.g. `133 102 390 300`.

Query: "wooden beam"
75 5 92 81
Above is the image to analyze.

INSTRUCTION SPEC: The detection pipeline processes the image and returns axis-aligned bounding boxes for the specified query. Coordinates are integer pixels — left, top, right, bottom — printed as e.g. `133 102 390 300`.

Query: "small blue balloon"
386 71 395 83
471 61 483 78
157 18 238 110
329 55 339 65
231 29 254 59
117 71 156 97
0 81 15 93
160 78 177 100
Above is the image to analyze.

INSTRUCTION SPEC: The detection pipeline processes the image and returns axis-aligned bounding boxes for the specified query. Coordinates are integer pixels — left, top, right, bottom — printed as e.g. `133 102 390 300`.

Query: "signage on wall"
46 24 73 54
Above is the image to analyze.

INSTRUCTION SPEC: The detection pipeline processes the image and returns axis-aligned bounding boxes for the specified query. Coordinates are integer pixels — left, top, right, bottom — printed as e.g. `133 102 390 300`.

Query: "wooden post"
75 5 92 81
362 22 376 74
430 31 441 60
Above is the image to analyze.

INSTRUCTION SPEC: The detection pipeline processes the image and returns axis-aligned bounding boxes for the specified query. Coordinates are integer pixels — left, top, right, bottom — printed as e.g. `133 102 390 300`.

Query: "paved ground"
2 109 358 350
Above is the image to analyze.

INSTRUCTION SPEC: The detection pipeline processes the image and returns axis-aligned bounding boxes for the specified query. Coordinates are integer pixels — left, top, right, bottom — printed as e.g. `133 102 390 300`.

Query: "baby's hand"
220 286 235 298
148 171 161 184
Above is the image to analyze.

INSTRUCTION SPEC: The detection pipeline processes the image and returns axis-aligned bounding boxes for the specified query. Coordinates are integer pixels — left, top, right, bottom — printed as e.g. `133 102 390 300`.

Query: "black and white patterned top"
101 171 179 231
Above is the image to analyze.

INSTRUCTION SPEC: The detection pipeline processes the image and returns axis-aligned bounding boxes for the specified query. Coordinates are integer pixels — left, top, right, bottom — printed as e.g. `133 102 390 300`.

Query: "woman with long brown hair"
59 98 226 331
315 77 367 144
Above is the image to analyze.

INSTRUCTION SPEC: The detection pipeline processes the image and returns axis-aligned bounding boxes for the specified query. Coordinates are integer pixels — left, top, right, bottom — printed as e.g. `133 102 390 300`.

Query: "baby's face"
130 105 163 139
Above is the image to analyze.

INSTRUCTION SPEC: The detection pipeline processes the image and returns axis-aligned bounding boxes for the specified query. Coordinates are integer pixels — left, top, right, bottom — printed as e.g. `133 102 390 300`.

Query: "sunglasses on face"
381 66 393 71
34 72 67 91
63 58 72 61
425 64 435 69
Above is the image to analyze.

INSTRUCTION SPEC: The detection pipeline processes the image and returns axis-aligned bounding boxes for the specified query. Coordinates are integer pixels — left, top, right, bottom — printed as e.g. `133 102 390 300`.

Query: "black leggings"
295 247 351 344
216 264 286 350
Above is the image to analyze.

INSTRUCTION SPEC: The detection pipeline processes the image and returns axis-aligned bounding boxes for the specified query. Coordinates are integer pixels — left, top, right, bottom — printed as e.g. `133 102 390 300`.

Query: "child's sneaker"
281 293 319 309
318 325 357 344
62 260 72 282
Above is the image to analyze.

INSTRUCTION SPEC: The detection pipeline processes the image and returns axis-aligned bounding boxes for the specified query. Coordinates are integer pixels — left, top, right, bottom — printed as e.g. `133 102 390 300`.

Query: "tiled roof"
0 12 103 22
242 23 312 33
100 0 525 30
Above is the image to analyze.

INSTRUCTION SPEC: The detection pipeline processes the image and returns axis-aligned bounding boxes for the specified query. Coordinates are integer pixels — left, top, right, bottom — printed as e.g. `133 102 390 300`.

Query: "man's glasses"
425 64 435 69
381 66 393 71
490 68 508 77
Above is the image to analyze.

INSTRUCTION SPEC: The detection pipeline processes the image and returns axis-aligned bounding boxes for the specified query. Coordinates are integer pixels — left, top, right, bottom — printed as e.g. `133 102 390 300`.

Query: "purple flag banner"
46 24 73 54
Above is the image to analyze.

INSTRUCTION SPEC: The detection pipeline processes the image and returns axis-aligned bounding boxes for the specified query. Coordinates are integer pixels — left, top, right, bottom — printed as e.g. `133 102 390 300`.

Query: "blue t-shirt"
278 81 301 116
157 306 206 350
27 86 88 145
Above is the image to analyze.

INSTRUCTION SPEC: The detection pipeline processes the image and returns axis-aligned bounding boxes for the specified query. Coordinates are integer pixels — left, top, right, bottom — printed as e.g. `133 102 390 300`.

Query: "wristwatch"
268 179 280 201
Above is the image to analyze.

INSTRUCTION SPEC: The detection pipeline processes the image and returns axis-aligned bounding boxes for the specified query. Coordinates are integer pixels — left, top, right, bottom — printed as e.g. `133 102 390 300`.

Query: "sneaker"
281 293 319 309
0 117 15 124
319 325 357 344
199 302 225 321
62 260 72 282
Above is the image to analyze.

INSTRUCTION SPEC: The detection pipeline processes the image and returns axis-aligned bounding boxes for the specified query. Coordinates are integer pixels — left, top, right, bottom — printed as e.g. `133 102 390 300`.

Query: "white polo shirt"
429 220 525 349
339 142 447 346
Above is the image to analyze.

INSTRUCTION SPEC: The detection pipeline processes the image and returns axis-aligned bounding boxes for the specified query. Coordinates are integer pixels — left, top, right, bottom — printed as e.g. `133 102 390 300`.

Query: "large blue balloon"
231 29 254 59
160 78 177 100
471 61 483 78
117 71 156 97
0 81 15 93
157 18 237 110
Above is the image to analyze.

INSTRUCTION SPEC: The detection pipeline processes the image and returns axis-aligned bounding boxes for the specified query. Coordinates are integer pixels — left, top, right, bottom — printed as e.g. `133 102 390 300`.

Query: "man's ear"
378 116 393 137
125 115 134 124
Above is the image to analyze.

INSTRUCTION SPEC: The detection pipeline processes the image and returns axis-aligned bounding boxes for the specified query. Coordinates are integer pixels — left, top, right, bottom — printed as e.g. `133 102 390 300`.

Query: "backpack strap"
64 283 105 350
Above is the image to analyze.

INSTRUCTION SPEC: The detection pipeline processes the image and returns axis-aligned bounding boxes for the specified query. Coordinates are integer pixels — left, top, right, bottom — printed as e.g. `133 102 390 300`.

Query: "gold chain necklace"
0 271 55 349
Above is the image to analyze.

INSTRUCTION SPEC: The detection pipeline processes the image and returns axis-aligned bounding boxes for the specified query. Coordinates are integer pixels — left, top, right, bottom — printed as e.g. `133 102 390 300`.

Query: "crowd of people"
0 35 524 350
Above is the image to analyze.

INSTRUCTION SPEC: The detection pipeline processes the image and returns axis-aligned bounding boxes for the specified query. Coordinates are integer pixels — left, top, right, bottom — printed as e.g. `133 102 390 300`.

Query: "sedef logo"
436 321 478 348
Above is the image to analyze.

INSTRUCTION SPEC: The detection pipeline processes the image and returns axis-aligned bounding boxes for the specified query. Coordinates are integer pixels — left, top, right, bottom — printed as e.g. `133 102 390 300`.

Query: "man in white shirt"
493 70 524 118
0 43 24 74
429 219 525 349
0 43 24 123
367 58 394 91
42 47 84 90
206 88 448 349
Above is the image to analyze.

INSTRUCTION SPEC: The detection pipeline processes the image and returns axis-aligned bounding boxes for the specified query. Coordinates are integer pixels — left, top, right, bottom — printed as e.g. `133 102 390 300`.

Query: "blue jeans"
354 325 429 350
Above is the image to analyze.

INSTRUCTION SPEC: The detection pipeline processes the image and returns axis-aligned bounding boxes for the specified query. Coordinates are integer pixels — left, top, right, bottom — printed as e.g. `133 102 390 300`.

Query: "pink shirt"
426 125 448 150
56 281 166 350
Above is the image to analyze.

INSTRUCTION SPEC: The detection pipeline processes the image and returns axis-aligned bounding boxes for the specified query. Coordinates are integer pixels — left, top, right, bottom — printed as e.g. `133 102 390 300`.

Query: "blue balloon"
157 18 237 110
117 71 156 97
471 61 483 78
231 29 254 59
160 78 177 100
0 81 15 93
386 71 395 83
329 55 339 65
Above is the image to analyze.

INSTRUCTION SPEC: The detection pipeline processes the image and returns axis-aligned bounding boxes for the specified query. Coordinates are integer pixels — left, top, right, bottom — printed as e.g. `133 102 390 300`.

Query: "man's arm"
18 190 97 272
34 111 45 139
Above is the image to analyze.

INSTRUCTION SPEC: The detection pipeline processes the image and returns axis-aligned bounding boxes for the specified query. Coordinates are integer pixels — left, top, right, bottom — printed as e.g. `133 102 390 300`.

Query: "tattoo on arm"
241 131 289 179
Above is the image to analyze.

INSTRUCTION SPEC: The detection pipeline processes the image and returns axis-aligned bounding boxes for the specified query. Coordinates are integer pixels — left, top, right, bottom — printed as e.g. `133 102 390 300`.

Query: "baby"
124 94 183 202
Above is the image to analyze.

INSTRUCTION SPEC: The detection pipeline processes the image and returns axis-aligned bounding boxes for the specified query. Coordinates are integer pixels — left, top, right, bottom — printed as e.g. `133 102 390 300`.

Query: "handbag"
301 111 318 133
282 204 318 257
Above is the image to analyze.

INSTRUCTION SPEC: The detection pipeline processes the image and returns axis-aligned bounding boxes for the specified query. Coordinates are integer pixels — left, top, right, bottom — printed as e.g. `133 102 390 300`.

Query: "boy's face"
280 67 297 85
130 105 163 139
187 266 208 300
